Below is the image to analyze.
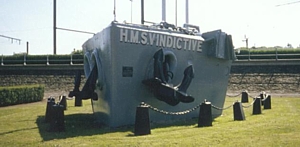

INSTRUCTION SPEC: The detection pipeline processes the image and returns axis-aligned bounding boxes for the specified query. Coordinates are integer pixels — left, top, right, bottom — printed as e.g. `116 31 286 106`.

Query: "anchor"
143 49 195 106
69 64 98 102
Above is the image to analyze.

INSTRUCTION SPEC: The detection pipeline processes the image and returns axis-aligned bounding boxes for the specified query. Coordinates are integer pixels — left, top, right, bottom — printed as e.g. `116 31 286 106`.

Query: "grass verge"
0 97 299 146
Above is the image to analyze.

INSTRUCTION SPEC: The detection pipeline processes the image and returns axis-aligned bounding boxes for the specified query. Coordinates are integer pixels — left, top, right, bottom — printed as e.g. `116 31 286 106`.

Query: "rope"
141 102 201 115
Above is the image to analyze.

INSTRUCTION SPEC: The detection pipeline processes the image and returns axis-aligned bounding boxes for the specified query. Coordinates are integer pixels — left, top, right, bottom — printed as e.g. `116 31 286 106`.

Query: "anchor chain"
140 90 266 114
211 103 234 110
248 94 260 99
242 97 257 108
226 92 242 97
141 102 201 115
261 94 269 102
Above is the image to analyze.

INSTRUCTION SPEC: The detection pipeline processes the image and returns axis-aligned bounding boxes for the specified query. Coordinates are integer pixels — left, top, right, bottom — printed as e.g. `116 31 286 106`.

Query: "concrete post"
233 101 245 121
59 95 67 110
45 97 55 123
134 105 151 136
198 101 212 127
49 104 65 132
252 97 262 115
263 95 271 109
241 91 248 103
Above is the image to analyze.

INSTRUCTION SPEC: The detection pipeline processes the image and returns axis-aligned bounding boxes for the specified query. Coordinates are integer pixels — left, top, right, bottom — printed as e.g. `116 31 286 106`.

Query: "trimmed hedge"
0 85 44 107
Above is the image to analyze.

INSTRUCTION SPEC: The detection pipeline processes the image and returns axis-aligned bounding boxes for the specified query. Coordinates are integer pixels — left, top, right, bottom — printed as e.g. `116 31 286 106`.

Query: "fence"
134 91 272 136
1 54 83 66
236 53 300 61
2 52 300 66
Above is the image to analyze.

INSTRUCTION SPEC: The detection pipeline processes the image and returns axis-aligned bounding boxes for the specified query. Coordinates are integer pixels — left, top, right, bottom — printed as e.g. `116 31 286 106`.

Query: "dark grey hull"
82 22 234 127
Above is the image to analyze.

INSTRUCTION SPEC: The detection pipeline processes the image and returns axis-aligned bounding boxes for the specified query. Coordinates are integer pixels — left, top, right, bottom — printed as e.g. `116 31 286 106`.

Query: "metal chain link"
261 94 269 102
140 90 267 114
211 103 234 110
226 92 242 97
141 102 201 115
242 97 257 108
248 94 260 99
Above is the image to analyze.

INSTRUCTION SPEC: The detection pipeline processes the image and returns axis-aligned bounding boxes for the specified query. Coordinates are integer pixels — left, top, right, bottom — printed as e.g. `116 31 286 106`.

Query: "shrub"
0 85 44 107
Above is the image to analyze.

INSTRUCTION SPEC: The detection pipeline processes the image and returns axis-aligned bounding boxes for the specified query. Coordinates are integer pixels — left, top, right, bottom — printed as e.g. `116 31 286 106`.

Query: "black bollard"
134 105 151 136
59 95 67 110
252 97 262 115
260 93 265 106
233 101 245 121
74 95 82 107
58 95 62 106
45 97 55 123
49 104 65 132
263 95 271 109
198 101 212 127
241 91 249 103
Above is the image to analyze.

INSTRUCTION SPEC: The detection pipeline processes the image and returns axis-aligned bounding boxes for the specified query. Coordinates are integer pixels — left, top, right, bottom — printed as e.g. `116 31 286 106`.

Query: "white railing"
236 53 300 61
1 54 83 66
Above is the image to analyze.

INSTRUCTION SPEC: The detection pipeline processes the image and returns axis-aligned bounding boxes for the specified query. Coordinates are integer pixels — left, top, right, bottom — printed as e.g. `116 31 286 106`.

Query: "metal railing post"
248 48 250 61
23 54 26 65
1 54 3 66
70 54 73 65
275 47 278 61
46 55 49 65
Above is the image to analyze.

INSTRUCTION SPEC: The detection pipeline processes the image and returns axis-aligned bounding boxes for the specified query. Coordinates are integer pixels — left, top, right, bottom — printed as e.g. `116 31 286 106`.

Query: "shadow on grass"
0 127 38 136
36 112 221 140
125 118 200 137
150 117 199 129
36 113 133 141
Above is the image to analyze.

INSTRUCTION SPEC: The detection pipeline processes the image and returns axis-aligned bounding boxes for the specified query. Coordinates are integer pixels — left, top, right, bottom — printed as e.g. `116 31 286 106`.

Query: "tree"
71 49 83 55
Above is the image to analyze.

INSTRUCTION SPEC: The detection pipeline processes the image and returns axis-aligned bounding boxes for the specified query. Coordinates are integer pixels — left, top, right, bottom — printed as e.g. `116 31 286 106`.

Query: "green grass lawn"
0 96 300 147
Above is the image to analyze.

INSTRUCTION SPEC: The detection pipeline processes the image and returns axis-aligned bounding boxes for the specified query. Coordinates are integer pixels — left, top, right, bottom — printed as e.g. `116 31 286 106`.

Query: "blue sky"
0 0 299 55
